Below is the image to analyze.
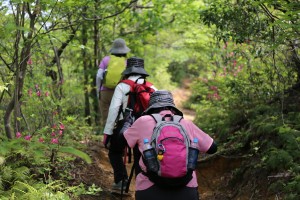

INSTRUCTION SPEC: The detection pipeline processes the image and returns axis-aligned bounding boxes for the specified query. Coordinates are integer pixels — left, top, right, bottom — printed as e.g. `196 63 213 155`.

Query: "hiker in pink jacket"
124 90 218 200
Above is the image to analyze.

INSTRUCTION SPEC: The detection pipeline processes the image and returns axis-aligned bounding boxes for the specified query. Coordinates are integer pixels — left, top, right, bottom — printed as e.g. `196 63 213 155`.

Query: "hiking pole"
120 146 128 200
125 162 135 193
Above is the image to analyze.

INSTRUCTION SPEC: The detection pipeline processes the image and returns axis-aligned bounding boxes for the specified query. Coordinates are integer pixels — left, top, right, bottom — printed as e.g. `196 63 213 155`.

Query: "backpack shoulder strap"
151 114 182 123
150 114 162 123
120 79 137 111
120 79 135 88
145 81 153 87
173 115 183 123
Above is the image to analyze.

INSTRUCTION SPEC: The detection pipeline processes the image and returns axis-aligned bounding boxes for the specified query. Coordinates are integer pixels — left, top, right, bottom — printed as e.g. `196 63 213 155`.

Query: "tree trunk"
93 0 100 125
3 2 38 138
82 7 91 125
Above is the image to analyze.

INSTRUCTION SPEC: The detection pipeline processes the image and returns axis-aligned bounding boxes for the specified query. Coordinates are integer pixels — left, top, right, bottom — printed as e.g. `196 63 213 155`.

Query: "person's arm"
96 56 110 96
103 84 124 135
206 141 217 154
184 120 217 154
102 84 124 148
96 68 105 96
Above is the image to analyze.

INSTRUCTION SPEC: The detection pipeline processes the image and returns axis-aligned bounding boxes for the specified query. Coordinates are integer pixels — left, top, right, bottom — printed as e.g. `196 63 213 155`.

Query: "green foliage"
59 147 91 164
0 0 299 199
0 180 71 200
193 1 300 198
269 175 300 200
265 149 293 171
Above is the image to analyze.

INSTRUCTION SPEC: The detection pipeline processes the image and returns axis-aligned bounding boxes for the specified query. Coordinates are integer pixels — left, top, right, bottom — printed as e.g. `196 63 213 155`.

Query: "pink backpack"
144 114 193 188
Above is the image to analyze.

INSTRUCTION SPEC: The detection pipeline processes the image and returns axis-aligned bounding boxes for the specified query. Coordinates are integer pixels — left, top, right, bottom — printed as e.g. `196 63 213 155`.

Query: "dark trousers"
108 149 128 183
108 121 128 183
135 185 199 200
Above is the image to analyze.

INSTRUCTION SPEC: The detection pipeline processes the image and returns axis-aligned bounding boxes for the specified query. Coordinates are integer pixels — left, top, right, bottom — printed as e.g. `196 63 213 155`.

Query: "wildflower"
213 93 221 100
51 132 56 137
16 132 22 138
38 137 44 143
52 124 57 129
233 60 237 67
27 58 33 65
36 90 41 97
35 84 39 89
210 86 218 91
59 123 65 130
58 130 63 136
45 91 49 97
24 135 31 141
51 138 59 144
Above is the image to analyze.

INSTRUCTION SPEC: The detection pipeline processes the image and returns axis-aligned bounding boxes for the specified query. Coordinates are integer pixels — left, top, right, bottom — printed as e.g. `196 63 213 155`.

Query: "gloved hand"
102 134 111 149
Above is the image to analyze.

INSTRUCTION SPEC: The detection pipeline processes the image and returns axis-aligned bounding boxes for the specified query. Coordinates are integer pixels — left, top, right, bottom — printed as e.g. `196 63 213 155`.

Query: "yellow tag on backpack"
103 55 126 89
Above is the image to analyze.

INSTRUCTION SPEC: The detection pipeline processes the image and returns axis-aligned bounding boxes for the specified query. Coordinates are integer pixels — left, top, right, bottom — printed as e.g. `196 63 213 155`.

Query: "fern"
1 166 13 182
13 166 30 181
8 180 71 200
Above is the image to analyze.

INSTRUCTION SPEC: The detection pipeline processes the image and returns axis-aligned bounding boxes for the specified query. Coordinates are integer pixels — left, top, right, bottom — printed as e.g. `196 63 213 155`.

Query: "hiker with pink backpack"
102 57 157 194
123 90 218 200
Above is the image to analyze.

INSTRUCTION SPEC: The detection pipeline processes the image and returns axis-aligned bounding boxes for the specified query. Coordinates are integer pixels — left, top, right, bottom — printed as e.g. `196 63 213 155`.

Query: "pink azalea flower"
16 132 22 138
51 132 56 137
27 58 33 65
210 86 218 91
213 93 221 100
51 138 59 144
233 60 237 67
58 130 63 136
24 135 31 141
59 123 65 130
38 137 44 143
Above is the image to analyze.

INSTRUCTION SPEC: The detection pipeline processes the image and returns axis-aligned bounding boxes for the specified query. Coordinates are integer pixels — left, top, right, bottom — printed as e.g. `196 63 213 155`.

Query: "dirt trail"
172 79 196 121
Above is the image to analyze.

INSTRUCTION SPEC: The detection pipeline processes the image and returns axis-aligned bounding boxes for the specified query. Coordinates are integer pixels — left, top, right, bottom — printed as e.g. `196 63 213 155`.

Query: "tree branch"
83 0 138 21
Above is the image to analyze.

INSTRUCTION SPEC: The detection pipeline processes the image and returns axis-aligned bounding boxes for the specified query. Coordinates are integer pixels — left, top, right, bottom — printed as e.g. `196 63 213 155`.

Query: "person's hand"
102 134 111 149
